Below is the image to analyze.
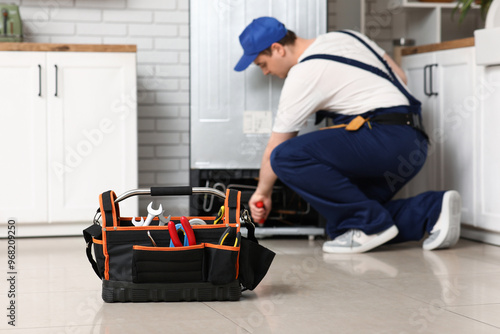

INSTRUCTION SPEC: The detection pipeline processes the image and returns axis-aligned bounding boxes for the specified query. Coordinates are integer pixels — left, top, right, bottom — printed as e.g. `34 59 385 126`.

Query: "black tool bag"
83 187 275 302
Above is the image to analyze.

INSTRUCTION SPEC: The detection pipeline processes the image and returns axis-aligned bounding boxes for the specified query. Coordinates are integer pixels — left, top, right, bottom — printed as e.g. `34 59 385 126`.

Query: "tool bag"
83 186 275 302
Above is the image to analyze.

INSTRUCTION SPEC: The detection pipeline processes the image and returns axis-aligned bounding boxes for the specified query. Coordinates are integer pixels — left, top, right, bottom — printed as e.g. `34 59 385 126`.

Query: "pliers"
218 226 241 247
168 216 196 247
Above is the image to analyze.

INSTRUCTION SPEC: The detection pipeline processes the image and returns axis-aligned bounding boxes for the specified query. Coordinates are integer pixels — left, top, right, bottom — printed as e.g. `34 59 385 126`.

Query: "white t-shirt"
272 30 411 133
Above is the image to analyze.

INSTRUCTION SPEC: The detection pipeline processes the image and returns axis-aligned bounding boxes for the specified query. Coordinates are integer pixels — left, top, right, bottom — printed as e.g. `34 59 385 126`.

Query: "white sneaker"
423 190 462 251
322 225 399 254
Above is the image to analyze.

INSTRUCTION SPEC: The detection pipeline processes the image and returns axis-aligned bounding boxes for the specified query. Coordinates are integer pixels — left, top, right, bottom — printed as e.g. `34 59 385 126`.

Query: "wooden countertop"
401 37 475 56
0 43 136 52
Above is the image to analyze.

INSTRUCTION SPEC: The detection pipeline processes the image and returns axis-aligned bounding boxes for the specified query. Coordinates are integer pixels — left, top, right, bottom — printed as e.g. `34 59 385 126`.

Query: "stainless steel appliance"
190 0 327 237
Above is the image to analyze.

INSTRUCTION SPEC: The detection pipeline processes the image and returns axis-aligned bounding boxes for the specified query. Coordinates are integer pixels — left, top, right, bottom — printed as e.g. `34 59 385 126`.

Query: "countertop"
402 37 475 56
0 43 136 52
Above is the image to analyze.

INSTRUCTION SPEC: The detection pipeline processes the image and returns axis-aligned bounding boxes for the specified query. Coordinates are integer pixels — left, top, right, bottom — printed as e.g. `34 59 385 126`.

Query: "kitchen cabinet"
400 45 476 226
0 52 47 224
472 29 500 237
330 1 482 46
393 1 482 46
0 45 138 236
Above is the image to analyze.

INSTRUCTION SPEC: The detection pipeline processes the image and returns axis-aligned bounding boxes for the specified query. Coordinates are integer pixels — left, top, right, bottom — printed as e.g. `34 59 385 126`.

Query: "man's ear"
270 43 286 56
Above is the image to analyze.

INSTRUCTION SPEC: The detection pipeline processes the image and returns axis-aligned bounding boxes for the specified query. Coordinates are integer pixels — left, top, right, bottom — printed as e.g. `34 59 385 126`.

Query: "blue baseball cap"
234 17 287 72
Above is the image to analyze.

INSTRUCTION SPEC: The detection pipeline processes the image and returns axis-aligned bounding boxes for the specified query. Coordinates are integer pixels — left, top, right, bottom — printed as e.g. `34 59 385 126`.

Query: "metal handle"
114 187 226 203
54 64 58 97
424 64 438 97
38 64 42 97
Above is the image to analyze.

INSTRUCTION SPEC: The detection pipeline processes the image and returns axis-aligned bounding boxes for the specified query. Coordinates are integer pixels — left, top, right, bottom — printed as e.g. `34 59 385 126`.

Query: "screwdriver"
255 201 265 225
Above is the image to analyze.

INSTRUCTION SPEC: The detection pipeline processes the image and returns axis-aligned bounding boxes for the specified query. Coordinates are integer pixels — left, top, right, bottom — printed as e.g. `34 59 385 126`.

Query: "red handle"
255 201 265 224
181 216 196 246
168 221 182 247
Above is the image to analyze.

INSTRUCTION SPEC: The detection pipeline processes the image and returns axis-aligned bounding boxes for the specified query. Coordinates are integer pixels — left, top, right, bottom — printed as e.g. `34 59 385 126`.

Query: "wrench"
144 202 163 226
131 217 145 226
159 215 171 226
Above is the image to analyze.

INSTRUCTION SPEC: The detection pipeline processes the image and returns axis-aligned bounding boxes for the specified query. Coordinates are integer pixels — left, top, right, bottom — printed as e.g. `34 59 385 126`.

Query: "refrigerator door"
190 0 327 169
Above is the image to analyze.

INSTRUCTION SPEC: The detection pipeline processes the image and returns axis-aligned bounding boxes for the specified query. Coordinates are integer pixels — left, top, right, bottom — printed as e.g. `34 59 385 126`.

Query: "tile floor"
2 236 500 333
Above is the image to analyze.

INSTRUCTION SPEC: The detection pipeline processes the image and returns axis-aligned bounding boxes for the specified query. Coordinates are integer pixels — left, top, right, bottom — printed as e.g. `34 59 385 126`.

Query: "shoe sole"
423 190 462 251
323 225 399 254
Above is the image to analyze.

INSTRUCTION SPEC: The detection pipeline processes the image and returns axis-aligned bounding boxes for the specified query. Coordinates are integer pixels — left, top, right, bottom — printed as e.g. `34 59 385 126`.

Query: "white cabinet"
473 58 500 234
0 52 48 223
330 1 482 46
399 52 440 196
0 48 138 236
400 46 476 225
393 1 482 45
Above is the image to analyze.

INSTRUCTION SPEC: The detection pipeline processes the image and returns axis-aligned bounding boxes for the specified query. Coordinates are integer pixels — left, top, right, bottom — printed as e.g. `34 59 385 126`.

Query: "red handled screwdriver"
255 201 265 225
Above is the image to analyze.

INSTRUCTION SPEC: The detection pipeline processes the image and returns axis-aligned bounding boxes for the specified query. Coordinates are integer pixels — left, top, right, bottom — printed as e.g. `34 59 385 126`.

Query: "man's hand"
249 131 298 223
249 193 272 223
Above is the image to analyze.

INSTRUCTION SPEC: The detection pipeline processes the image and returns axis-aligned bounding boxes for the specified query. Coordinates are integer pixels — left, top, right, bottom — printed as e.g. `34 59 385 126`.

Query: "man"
234 17 462 253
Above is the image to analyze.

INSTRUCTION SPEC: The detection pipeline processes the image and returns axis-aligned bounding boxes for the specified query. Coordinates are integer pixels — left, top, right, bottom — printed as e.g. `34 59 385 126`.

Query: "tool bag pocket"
239 236 275 290
105 229 172 282
205 244 239 285
132 244 206 283
92 238 105 278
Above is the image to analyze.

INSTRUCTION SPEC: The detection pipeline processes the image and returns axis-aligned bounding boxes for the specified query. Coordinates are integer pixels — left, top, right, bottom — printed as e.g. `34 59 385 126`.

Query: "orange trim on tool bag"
102 226 109 280
100 191 118 281
105 226 169 231
98 193 109 280
205 243 239 252
236 191 241 229
92 238 103 245
133 243 205 251
99 191 119 228
222 189 241 279
236 191 241 279
192 223 239 230
103 224 239 232
121 216 216 223
110 191 119 228
224 189 230 224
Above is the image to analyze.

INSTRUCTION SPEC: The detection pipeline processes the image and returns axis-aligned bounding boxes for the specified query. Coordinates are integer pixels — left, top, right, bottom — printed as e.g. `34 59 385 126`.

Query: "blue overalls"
270 31 445 243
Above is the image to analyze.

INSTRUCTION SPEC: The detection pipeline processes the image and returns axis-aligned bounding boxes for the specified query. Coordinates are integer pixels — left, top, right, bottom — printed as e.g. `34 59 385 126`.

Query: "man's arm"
383 53 407 85
249 131 298 222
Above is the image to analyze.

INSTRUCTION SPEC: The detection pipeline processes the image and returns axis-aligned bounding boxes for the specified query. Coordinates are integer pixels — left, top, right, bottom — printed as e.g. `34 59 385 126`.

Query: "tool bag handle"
114 186 226 203
100 187 240 228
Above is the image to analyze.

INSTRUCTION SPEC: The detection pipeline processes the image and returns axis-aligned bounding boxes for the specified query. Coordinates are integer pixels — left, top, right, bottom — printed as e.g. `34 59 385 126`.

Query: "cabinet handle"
424 64 438 97
38 64 42 97
54 64 58 97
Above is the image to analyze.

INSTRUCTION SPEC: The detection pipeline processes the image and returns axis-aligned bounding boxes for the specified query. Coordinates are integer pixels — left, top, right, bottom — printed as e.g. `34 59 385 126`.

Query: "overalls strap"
300 30 422 125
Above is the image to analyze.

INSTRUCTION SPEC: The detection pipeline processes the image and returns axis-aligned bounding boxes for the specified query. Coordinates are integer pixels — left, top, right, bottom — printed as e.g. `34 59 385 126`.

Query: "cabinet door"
435 47 475 225
0 52 48 223
399 52 440 197
475 64 500 232
46 52 138 222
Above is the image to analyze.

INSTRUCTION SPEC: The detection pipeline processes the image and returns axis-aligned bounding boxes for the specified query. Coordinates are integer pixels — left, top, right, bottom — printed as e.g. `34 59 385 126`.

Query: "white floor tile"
1 236 500 333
